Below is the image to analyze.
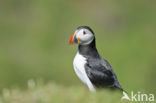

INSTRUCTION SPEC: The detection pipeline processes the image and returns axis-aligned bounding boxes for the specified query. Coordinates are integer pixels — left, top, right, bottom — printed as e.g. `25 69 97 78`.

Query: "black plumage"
78 37 123 91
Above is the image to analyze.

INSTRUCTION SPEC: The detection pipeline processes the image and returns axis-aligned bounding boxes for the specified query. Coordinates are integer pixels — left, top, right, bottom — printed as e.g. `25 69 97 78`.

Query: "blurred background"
0 0 156 94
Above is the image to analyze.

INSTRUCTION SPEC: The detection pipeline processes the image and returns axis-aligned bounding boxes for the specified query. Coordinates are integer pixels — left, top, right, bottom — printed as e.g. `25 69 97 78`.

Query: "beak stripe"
69 32 75 44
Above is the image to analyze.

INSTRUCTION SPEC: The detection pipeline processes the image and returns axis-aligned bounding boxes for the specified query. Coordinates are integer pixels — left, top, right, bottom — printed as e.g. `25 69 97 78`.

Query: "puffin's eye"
83 31 86 35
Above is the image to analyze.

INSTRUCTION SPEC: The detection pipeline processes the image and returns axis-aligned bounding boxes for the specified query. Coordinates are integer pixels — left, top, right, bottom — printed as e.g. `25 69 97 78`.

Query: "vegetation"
0 81 131 103
0 0 155 102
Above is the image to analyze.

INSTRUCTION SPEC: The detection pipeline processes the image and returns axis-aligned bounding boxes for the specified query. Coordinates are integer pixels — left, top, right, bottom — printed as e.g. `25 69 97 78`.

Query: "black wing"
85 57 123 90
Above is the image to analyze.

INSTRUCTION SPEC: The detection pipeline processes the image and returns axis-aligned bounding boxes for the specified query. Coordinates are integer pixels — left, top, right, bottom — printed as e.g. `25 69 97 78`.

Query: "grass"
0 1 155 102
0 80 131 103
0 0 156 92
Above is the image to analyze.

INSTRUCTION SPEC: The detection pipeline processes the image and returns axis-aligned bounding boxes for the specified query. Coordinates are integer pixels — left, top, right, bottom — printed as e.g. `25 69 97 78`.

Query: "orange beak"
69 32 75 44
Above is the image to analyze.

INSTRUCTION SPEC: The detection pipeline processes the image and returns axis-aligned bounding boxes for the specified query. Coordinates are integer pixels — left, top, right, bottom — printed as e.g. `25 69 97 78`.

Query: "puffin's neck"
78 39 100 58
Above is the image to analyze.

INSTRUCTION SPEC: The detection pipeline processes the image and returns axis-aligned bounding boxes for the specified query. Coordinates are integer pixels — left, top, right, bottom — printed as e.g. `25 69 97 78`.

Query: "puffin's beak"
69 32 79 44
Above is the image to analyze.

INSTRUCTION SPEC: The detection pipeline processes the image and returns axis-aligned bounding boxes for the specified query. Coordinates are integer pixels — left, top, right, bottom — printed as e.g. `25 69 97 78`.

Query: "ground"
0 81 132 103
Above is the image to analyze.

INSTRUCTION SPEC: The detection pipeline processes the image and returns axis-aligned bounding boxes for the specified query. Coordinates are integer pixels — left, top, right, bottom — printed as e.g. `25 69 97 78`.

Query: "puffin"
69 26 127 97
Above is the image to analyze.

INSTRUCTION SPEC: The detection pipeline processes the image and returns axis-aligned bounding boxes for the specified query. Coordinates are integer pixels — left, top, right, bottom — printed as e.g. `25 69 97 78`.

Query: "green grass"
0 0 156 102
0 81 131 103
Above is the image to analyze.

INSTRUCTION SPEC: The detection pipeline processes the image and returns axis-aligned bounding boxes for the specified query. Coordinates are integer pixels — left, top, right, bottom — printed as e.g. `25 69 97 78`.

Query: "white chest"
73 52 87 84
73 52 95 92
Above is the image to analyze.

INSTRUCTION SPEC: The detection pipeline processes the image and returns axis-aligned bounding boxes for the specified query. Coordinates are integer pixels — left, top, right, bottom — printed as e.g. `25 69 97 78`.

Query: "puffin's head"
69 26 95 45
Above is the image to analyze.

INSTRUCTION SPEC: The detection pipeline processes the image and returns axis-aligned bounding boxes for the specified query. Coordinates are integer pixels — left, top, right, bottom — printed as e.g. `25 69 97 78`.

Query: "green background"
0 0 156 95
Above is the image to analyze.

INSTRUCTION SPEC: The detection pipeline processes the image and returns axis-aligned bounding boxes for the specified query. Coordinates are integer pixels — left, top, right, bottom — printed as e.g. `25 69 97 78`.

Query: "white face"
75 28 94 45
